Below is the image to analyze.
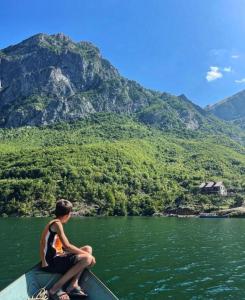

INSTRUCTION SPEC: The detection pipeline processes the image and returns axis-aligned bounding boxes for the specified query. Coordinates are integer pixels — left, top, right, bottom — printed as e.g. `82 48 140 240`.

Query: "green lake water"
1 217 245 299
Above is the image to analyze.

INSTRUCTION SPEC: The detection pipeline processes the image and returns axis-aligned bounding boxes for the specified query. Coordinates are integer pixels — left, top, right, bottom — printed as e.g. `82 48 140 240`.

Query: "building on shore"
199 181 227 196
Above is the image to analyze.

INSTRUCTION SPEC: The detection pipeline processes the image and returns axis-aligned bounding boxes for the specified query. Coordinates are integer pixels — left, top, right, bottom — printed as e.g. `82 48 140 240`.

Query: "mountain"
0 33 239 136
206 90 245 129
0 33 244 217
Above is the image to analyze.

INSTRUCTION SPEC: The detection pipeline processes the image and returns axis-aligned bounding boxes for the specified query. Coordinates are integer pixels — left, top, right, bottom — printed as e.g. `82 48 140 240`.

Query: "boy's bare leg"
67 246 93 290
49 254 92 297
81 245 92 254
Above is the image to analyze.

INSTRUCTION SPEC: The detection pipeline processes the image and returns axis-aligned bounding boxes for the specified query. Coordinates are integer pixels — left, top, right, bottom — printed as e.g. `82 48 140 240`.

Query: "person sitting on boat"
40 199 96 300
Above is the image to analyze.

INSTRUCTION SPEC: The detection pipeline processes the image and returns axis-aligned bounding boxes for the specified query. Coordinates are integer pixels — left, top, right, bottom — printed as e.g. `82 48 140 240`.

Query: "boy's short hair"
55 199 73 217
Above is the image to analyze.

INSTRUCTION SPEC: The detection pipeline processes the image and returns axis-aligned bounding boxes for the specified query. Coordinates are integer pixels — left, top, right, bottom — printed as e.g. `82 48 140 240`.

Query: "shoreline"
158 206 245 218
2 206 245 219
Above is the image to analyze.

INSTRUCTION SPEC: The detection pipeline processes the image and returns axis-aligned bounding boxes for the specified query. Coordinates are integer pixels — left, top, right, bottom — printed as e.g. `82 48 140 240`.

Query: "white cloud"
206 66 223 82
223 67 232 72
231 55 239 59
235 78 245 84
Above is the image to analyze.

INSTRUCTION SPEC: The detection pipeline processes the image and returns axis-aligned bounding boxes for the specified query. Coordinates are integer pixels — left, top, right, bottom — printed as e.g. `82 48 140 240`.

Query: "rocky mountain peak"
0 33 235 134
207 89 245 122
1 33 101 60
0 33 124 127
178 94 188 101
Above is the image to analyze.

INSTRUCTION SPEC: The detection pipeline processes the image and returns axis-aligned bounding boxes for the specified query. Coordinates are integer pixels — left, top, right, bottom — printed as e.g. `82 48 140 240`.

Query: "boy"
40 199 96 300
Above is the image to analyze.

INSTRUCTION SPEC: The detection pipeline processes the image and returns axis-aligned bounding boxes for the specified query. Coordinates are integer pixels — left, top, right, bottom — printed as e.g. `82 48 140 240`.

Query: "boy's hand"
90 255 96 267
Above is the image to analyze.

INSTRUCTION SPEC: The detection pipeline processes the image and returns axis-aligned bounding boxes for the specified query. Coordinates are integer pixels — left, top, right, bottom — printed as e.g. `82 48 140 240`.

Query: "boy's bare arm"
54 222 88 255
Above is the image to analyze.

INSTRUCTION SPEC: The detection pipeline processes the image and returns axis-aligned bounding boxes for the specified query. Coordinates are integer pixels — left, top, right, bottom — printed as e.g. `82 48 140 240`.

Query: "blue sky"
1 0 245 107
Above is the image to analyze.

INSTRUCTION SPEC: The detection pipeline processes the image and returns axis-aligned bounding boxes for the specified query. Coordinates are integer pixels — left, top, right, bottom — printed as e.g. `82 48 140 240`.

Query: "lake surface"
1 217 245 299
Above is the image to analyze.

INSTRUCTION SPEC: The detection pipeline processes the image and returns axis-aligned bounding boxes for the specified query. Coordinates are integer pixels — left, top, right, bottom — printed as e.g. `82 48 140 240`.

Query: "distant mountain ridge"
206 90 245 129
0 32 238 136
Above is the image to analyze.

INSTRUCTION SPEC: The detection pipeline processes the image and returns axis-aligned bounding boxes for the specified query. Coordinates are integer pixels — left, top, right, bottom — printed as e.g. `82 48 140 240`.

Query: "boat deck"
0 266 119 300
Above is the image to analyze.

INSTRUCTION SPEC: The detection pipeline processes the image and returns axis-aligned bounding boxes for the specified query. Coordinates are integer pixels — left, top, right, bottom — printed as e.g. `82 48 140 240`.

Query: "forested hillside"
0 114 244 216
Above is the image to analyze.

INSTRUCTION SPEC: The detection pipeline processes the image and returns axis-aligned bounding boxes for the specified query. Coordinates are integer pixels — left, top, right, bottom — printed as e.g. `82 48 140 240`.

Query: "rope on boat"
28 271 55 300
28 288 49 300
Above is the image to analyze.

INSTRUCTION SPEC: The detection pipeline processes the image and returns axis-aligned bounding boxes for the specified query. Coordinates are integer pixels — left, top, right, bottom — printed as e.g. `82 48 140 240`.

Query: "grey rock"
0 33 238 134
206 90 245 129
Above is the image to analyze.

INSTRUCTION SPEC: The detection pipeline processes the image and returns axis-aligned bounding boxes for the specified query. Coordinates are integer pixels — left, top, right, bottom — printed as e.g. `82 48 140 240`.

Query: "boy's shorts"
42 253 80 274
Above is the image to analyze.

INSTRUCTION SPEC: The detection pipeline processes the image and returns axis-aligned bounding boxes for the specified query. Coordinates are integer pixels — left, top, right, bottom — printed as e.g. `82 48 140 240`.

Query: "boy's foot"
66 286 88 298
49 289 70 300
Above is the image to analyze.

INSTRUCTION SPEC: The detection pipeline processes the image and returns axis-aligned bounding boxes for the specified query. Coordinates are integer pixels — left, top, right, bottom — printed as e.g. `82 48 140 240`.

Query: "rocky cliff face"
0 33 231 131
0 33 120 126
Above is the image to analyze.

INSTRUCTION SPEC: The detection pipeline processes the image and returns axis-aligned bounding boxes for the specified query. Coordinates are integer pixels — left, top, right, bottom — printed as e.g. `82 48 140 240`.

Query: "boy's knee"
76 254 92 266
83 245 92 254
85 246 93 254
85 255 93 266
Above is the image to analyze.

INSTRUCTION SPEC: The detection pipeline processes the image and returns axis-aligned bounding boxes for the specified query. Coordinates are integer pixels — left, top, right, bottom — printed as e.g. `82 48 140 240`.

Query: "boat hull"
0 265 119 300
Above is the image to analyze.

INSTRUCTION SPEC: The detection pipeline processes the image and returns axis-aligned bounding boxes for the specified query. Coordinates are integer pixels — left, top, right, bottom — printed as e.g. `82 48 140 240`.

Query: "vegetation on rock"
0 114 244 217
